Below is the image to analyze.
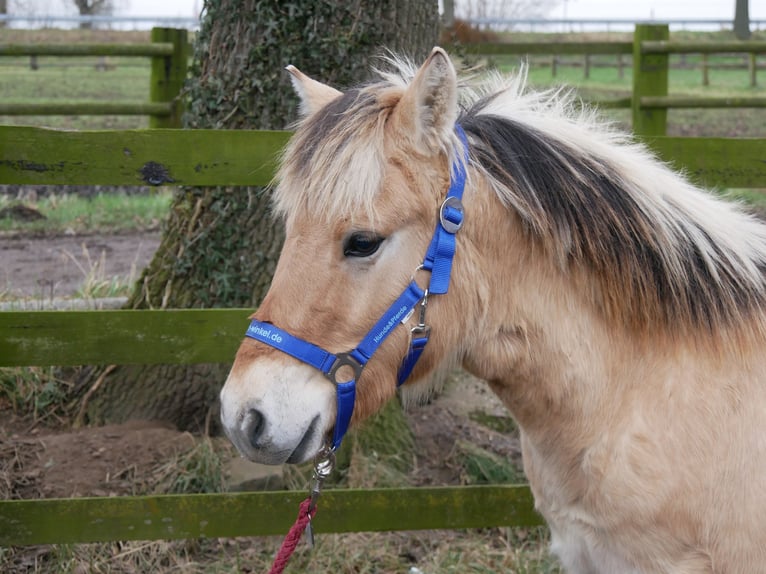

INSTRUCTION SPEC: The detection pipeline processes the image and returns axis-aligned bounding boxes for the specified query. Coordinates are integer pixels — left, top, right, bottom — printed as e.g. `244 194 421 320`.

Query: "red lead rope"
268 497 317 574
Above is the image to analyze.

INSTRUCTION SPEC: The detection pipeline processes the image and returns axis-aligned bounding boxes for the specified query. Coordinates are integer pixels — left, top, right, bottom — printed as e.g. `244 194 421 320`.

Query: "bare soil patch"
0 418 194 500
0 231 161 300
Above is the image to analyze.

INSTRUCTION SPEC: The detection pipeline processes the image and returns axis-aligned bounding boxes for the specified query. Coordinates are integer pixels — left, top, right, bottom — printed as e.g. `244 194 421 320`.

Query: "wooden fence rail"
0 27 189 128
2 25 765 134
2 127 764 190
0 486 541 546
463 24 766 134
1 125 765 547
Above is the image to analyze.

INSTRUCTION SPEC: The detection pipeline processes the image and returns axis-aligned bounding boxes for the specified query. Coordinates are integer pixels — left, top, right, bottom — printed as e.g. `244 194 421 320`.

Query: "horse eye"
343 232 384 258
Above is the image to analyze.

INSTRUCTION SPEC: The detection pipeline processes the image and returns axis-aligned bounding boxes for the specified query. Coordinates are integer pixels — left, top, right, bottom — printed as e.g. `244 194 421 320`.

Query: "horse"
220 48 766 573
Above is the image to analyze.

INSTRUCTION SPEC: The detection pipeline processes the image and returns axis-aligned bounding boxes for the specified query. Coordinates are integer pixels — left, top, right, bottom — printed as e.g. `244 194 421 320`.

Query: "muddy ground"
0 231 161 301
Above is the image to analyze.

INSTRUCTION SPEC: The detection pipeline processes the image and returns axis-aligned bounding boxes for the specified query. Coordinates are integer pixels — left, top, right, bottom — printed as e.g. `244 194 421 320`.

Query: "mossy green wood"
645 137 766 188
0 309 250 367
460 41 632 55
633 24 670 136
0 485 541 545
0 102 172 116
641 40 766 55
149 28 190 129
640 96 766 109
2 127 765 189
0 126 291 186
0 43 174 57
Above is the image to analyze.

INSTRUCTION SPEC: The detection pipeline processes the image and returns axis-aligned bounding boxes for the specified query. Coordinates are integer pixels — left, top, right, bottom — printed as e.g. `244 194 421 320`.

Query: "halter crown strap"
422 125 469 294
245 125 469 451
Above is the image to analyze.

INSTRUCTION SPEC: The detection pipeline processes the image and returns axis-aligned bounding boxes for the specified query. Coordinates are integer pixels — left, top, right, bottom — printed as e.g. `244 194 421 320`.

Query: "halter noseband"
245 125 469 451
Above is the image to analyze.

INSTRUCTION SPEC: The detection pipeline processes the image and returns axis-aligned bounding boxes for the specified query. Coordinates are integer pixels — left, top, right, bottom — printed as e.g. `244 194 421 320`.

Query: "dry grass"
0 529 560 574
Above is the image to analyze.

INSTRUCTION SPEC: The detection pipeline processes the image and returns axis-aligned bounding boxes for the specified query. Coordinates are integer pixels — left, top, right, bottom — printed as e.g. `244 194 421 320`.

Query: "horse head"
220 49 480 465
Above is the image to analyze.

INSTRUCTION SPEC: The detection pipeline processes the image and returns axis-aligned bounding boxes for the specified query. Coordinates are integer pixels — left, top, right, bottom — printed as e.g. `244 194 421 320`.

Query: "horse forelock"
458 73 766 337
275 85 396 226
275 56 466 227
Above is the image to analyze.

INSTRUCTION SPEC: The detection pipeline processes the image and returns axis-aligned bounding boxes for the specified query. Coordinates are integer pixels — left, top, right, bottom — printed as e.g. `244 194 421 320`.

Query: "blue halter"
245 125 469 451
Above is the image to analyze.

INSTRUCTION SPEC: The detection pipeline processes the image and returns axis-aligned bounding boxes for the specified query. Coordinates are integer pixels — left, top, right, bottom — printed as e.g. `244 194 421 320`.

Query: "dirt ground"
1 232 521 501
0 231 161 300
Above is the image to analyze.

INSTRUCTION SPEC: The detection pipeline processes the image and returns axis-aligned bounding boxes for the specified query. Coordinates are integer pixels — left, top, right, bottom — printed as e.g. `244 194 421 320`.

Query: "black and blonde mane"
277 60 766 336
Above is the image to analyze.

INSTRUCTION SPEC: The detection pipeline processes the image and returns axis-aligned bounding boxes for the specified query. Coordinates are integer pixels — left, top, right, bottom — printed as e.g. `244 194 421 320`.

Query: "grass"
453 441 527 485
0 529 561 574
0 28 153 130
151 437 228 495
0 189 172 236
0 57 151 130
0 366 73 425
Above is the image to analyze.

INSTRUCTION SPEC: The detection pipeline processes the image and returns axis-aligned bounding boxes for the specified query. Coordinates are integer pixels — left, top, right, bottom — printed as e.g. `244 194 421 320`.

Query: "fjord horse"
220 48 766 572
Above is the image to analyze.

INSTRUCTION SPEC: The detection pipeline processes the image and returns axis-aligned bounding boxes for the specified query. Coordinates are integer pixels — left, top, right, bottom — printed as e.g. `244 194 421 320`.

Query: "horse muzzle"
219 358 336 464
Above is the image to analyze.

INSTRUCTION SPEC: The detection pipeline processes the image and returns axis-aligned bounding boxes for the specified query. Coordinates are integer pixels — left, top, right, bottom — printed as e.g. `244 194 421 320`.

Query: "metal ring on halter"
325 352 364 385
439 196 464 234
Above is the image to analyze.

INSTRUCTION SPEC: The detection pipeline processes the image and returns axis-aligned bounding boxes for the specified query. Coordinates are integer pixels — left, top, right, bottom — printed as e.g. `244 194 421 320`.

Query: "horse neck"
458 176 642 442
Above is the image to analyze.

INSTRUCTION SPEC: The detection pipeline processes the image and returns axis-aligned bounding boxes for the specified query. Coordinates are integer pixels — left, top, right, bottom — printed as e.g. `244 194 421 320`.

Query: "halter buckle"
326 352 364 385
440 196 464 234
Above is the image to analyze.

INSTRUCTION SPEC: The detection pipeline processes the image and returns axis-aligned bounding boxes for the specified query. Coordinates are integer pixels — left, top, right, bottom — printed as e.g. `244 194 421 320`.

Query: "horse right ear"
286 65 342 118
393 47 458 154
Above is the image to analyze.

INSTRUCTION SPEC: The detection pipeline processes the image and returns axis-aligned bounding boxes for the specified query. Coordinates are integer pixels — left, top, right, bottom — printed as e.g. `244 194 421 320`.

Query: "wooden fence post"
702 53 710 86
149 27 189 129
632 23 669 136
749 53 757 87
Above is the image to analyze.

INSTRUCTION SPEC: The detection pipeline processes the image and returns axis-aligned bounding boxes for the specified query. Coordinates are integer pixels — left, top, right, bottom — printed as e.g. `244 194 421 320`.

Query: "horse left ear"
286 65 343 118
393 47 458 153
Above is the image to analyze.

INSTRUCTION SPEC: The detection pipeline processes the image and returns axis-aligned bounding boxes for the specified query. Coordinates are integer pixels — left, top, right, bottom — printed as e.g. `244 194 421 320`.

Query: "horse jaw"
219 357 336 464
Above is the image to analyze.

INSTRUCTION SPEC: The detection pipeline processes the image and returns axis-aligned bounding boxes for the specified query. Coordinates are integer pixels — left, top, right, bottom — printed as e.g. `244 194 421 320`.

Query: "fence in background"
1 24 765 135
0 27 188 128
462 24 766 136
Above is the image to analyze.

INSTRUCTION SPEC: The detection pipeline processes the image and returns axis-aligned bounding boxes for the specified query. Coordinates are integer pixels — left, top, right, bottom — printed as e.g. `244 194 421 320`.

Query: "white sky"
117 0 764 21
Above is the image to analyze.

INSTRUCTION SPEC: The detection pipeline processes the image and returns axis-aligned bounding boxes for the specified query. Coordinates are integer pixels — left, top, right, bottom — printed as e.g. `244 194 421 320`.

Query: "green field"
0 28 764 134
0 189 172 235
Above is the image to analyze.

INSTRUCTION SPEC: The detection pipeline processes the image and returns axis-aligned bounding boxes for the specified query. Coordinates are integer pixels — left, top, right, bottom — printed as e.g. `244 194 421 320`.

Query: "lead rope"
268 447 335 574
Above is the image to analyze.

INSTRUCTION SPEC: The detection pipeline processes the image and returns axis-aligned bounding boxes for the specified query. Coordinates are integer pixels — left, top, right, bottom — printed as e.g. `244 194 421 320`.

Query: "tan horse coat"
221 49 766 572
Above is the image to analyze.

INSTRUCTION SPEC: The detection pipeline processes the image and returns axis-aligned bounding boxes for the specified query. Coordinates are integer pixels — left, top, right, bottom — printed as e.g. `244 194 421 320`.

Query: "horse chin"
219 359 335 465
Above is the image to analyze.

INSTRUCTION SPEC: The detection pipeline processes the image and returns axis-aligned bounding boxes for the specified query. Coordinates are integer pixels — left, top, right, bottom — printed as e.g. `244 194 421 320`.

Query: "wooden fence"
463 24 766 136
0 28 189 128
1 25 765 135
0 126 765 547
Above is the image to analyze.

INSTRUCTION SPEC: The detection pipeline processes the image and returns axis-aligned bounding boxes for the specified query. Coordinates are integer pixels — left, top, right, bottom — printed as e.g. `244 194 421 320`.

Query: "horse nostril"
247 408 266 448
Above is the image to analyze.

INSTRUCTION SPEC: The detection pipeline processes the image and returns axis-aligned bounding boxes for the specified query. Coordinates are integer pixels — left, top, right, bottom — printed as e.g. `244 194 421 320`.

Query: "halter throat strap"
245 125 469 451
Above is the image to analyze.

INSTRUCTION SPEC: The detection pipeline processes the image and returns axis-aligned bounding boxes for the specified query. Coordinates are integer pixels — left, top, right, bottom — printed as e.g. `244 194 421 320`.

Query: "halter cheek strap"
245 125 469 451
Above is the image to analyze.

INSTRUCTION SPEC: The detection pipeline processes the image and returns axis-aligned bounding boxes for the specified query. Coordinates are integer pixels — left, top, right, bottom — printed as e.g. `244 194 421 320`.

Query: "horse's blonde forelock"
274 53 466 227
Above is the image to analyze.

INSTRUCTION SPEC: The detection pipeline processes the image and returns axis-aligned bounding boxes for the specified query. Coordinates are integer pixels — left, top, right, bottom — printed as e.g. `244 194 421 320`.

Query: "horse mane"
276 55 766 337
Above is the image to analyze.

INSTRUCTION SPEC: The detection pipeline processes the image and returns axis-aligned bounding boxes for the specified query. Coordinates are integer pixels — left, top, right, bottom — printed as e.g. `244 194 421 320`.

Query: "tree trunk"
734 0 751 40
83 0 440 432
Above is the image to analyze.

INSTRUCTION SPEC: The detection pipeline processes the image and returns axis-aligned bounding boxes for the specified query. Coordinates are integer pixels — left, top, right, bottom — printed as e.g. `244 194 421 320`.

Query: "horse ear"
394 47 458 153
285 65 342 118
